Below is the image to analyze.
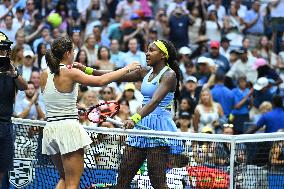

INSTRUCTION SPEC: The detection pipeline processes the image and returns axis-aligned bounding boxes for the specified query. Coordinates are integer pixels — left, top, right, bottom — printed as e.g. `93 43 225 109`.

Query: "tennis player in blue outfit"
117 40 182 189
73 39 182 189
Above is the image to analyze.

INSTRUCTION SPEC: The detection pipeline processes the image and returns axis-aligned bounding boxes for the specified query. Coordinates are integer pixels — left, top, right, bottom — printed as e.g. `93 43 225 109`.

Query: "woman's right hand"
125 62 141 72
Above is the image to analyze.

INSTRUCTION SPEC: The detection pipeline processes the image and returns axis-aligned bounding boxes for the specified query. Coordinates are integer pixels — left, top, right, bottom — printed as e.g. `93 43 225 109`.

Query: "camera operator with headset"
0 31 27 188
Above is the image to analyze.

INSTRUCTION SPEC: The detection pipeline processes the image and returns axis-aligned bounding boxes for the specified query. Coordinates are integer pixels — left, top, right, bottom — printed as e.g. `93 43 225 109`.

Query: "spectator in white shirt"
1 13 18 42
207 0 226 21
14 81 45 120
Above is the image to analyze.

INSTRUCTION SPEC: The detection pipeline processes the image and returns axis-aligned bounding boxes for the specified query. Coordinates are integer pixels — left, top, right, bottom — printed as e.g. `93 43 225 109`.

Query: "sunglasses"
103 91 111 94
223 124 234 128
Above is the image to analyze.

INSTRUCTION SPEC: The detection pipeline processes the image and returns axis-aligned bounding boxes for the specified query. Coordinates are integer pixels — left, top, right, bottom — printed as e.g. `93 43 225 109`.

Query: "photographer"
0 32 27 188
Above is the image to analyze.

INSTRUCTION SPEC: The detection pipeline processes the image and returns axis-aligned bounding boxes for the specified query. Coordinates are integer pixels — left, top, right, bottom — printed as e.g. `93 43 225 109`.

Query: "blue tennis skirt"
127 113 184 154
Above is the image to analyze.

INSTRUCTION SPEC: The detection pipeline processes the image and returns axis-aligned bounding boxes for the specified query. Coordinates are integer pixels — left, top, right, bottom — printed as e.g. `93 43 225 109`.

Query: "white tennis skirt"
42 119 92 155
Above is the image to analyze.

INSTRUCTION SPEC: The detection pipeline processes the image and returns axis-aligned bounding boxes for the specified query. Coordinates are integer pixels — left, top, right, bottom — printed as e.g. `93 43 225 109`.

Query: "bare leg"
51 154 66 189
147 147 169 189
61 148 84 189
116 146 146 189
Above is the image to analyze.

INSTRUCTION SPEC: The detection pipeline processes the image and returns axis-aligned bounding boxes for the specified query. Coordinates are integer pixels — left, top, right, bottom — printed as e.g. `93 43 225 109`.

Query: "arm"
8 63 27 90
234 88 253 109
245 114 265 134
71 64 140 87
72 62 148 82
35 102 45 120
193 106 200 133
136 70 176 118
244 14 259 30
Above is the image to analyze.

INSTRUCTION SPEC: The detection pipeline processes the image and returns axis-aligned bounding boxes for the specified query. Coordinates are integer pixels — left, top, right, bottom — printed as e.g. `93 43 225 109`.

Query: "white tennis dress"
42 65 92 155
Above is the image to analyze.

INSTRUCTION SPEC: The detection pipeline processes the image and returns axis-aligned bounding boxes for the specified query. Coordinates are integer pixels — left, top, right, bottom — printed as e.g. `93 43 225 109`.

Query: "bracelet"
85 67 94 75
130 113 142 124
125 66 131 73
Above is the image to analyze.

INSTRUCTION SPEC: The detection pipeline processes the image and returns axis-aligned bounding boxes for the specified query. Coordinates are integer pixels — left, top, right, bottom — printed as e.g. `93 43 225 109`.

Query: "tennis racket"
78 101 168 144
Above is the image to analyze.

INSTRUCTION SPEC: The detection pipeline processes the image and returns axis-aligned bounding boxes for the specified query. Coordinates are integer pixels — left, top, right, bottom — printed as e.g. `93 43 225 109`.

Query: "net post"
229 138 236 189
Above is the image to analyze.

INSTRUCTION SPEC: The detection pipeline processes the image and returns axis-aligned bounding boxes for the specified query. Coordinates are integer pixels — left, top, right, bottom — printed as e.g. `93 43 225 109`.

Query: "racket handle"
105 117 124 128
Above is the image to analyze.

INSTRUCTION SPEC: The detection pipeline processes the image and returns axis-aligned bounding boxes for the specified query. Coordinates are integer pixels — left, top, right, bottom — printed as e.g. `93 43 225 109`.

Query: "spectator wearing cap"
231 76 253 134
226 47 257 83
180 76 202 115
194 57 211 85
115 0 141 21
203 41 230 74
148 8 169 40
1 13 18 42
253 58 283 88
178 46 192 77
253 77 273 109
211 72 234 117
117 38 146 68
247 95 284 134
176 111 192 132
168 7 191 49
207 0 226 21
243 0 264 49
182 62 196 83
110 39 125 68
219 37 231 60
18 50 39 81
229 49 239 66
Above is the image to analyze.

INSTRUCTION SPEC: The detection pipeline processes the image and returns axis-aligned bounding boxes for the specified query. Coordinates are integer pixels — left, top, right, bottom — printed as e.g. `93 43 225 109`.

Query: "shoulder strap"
152 66 169 84
143 68 153 82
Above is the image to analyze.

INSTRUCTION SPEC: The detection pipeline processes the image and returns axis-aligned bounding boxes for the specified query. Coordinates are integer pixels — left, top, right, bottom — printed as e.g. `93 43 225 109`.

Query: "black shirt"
0 74 16 120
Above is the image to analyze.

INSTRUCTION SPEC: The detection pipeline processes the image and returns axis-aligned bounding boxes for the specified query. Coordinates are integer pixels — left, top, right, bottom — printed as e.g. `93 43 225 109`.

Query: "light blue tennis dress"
127 66 183 154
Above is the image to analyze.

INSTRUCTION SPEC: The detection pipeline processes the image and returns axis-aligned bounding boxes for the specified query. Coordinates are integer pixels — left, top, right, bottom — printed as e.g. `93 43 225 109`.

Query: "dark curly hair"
159 40 181 111
45 37 72 75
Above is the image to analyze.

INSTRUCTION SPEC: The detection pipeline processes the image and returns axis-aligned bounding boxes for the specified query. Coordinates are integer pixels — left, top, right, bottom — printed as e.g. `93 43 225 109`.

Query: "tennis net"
9 118 284 189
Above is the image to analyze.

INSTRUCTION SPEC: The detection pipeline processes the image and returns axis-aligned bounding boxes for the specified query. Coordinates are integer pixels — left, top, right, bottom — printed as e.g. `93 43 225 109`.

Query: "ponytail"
45 37 73 75
160 40 181 111
45 50 60 75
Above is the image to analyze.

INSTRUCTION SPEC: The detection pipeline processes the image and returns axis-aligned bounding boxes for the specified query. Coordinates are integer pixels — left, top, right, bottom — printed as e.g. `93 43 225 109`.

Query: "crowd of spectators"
2 0 284 135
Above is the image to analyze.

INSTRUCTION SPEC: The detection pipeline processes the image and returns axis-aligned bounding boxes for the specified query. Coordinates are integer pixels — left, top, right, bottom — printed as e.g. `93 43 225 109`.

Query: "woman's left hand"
124 119 135 129
71 62 86 72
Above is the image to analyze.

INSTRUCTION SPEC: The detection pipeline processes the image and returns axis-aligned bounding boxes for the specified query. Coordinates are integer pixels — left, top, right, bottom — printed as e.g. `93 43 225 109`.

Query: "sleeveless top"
197 103 219 133
43 64 78 122
141 66 174 116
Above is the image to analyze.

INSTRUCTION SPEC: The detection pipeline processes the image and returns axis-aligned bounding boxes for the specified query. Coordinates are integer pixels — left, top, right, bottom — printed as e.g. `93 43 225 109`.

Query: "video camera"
0 31 13 73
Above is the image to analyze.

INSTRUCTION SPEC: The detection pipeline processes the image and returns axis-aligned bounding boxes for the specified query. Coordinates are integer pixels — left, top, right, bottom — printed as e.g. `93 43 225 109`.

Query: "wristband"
125 66 131 73
85 67 94 75
130 113 142 124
